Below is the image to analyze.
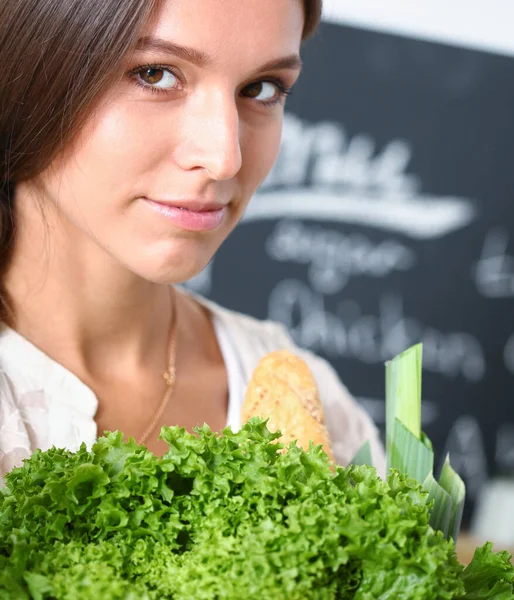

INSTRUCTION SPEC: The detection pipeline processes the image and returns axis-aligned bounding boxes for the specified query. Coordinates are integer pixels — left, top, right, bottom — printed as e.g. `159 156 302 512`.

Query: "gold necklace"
137 288 178 445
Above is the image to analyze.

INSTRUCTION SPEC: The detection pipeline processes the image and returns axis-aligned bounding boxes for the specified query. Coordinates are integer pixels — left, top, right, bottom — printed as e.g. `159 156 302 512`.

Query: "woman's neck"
4 190 176 383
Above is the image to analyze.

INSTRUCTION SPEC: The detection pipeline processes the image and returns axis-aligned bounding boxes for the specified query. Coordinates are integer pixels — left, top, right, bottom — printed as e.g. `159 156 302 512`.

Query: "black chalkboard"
187 22 514 525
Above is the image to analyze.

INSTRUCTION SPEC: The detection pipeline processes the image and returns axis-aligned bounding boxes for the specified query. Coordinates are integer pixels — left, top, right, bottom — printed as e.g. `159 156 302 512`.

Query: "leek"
352 343 465 541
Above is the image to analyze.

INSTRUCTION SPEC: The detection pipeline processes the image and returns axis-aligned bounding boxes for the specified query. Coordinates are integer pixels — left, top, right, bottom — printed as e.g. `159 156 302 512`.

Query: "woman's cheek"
242 120 283 190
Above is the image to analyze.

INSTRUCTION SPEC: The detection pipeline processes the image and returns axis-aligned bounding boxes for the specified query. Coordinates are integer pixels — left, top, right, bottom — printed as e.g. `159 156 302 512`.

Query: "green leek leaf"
389 418 434 483
350 441 372 467
386 344 423 467
438 455 465 542
423 472 453 539
384 343 466 542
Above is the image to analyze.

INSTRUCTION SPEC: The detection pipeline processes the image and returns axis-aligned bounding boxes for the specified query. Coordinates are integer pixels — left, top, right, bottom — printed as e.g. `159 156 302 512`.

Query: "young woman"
0 0 385 480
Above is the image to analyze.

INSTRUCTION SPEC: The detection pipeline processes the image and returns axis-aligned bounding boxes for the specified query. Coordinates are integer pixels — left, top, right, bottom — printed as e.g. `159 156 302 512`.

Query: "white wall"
322 0 514 58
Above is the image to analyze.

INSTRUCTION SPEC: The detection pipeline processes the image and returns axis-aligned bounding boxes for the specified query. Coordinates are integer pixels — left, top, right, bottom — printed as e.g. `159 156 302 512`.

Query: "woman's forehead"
142 0 305 61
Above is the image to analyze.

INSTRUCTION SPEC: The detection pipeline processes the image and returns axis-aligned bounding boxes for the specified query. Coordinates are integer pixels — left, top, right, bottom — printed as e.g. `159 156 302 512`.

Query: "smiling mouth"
147 197 227 211
143 197 228 231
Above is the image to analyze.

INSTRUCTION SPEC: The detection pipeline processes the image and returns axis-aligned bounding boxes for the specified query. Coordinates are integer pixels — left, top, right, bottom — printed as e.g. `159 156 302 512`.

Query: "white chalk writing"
245 113 476 239
496 423 514 471
268 279 486 382
504 332 514 375
262 114 420 194
474 228 514 298
265 220 415 294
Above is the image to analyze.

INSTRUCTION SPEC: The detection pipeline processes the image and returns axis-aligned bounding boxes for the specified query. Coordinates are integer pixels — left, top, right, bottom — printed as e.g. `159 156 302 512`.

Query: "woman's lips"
143 197 227 232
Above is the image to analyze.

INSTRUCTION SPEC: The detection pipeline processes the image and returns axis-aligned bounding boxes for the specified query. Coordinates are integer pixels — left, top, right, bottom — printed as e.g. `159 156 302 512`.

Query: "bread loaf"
242 350 335 462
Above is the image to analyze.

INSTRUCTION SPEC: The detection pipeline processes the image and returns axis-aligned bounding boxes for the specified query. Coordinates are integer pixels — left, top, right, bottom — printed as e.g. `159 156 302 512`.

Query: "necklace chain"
137 288 177 445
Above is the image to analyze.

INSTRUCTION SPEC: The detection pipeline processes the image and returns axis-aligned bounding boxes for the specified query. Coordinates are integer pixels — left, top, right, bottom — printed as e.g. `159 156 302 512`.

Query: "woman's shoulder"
0 326 98 476
0 369 35 483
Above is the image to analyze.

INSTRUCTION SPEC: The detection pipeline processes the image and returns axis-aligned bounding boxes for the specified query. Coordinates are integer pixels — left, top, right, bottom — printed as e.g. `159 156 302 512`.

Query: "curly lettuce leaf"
0 419 506 599
457 542 514 599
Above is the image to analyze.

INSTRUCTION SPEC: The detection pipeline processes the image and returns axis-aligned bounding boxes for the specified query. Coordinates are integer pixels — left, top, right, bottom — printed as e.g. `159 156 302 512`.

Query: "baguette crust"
242 350 335 462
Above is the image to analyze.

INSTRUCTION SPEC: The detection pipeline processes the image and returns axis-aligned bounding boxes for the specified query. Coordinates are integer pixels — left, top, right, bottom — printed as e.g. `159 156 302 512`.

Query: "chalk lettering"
504 332 514 375
496 423 514 471
247 113 475 239
474 228 514 298
268 280 486 382
265 220 416 294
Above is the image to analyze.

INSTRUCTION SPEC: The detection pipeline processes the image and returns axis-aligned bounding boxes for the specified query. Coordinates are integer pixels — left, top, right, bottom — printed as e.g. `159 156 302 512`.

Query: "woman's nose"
174 91 243 181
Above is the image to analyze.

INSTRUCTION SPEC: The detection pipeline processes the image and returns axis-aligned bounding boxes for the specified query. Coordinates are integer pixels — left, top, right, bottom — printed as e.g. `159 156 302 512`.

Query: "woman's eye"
134 67 179 91
243 81 281 103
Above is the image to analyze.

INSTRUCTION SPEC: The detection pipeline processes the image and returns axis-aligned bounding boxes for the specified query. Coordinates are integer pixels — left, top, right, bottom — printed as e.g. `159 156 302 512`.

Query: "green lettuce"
0 419 512 599
460 542 514 599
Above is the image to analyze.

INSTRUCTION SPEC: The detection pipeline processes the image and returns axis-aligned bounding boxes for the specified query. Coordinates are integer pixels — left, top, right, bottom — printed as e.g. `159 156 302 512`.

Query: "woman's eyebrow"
259 54 303 73
134 36 303 72
135 36 211 67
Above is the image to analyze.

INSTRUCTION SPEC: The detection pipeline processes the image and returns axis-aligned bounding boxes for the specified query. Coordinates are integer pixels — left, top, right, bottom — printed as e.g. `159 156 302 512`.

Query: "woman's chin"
115 234 221 286
128 253 212 287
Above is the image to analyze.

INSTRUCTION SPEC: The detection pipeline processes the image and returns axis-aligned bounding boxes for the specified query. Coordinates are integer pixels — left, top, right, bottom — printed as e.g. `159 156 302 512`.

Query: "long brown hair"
0 0 322 326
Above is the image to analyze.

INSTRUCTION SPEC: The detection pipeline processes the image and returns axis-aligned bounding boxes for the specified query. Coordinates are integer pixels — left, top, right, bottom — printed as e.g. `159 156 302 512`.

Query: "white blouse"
0 292 386 482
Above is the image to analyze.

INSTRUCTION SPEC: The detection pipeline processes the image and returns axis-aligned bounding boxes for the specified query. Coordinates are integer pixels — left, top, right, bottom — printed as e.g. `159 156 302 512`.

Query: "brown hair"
0 0 322 325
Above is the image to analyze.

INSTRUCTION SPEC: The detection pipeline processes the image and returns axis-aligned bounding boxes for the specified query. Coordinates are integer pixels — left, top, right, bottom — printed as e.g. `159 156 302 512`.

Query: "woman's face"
33 0 304 283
